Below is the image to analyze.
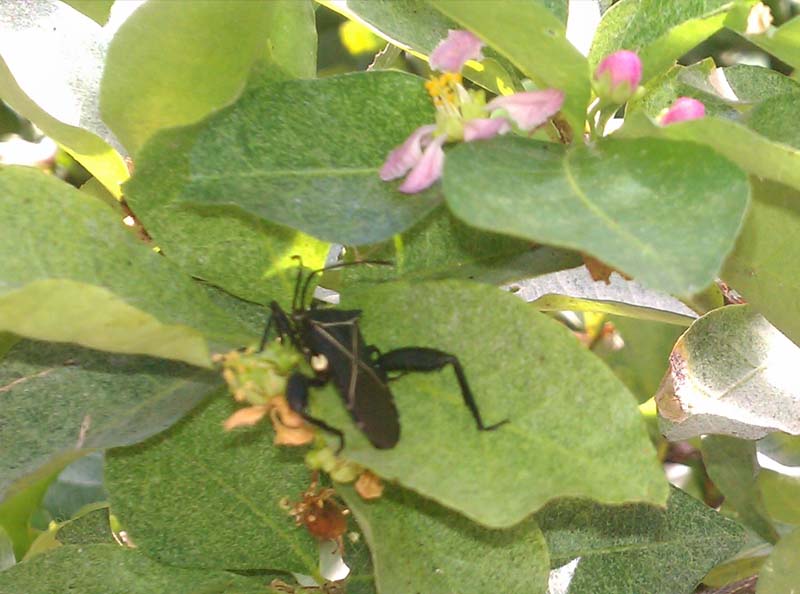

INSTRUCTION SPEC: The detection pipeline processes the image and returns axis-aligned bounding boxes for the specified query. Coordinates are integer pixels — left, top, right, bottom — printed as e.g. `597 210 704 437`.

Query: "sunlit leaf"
0 166 254 366
0 4 127 196
169 71 440 246
444 136 749 295
656 305 800 441
312 280 667 528
100 1 315 154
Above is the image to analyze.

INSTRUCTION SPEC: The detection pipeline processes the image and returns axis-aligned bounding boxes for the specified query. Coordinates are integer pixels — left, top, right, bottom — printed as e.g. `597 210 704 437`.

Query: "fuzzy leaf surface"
618 110 800 194
105 397 318 573
312 281 666 528
339 484 549 594
0 167 253 365
656 305 800 440
0 544 269 594
171 71 439 245
537 487 746 594
125 121 329 307
444 136 749 295
0 340 218 504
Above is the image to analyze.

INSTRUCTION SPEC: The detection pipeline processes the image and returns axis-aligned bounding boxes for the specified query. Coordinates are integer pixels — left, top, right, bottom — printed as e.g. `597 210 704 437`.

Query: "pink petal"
661 97 705 125
486 89 565 131
399 135 446 194
379 124 437 181
594 50 642 91
429 30 484 73
463 118 511 142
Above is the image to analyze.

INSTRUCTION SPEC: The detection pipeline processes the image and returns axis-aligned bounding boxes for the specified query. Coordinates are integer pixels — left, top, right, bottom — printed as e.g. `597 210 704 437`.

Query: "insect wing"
306 309 400 448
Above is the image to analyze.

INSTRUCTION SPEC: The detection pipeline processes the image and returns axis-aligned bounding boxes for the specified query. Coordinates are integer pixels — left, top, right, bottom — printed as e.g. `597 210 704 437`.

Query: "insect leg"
260 301 299 351
375 347 509 431
286 372 347 453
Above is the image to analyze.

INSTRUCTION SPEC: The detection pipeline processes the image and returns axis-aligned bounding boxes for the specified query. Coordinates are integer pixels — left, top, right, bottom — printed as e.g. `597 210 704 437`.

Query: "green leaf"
732 14 800 71
430 0 589 140
0 526 13 571
701 436 779 544
0 544 270 594
589 0 753 82
758 469 800 526
338 484 549 594
599 316 684 403
0 473 56 562
100 1 309 155
0 340 218 507
170 71 440 246
262 1 317 79
747 92 800 148
655 305 800 441
758 433 800 467
105 396 319 573
723 64 800 103
125 121 329 307
340 206 582 286
618 111 800 198
0 167 254 366
55 504 115 546
313 281 667 527
0 333 18 362
756 528 800 594
723 179 800 347
444 136 749 295
60 0 113 25
0 34 126 196
42 454 106 522
537 487 746 594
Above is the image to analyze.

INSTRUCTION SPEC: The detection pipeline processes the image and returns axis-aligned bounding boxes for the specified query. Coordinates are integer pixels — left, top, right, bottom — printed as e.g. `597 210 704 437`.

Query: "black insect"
260 259 508 451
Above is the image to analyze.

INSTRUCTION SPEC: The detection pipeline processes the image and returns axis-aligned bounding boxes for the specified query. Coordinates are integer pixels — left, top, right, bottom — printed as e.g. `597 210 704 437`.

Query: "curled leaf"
656 305 800 440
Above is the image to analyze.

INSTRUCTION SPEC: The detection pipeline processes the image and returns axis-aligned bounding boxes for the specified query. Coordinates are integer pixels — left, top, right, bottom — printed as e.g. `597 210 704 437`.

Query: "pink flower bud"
593 50 642 104
660 97 705 125
429 30 484 73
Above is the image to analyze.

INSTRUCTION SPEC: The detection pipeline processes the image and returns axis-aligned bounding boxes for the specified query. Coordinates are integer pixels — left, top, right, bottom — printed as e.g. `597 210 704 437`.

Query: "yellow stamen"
425 72 464 109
